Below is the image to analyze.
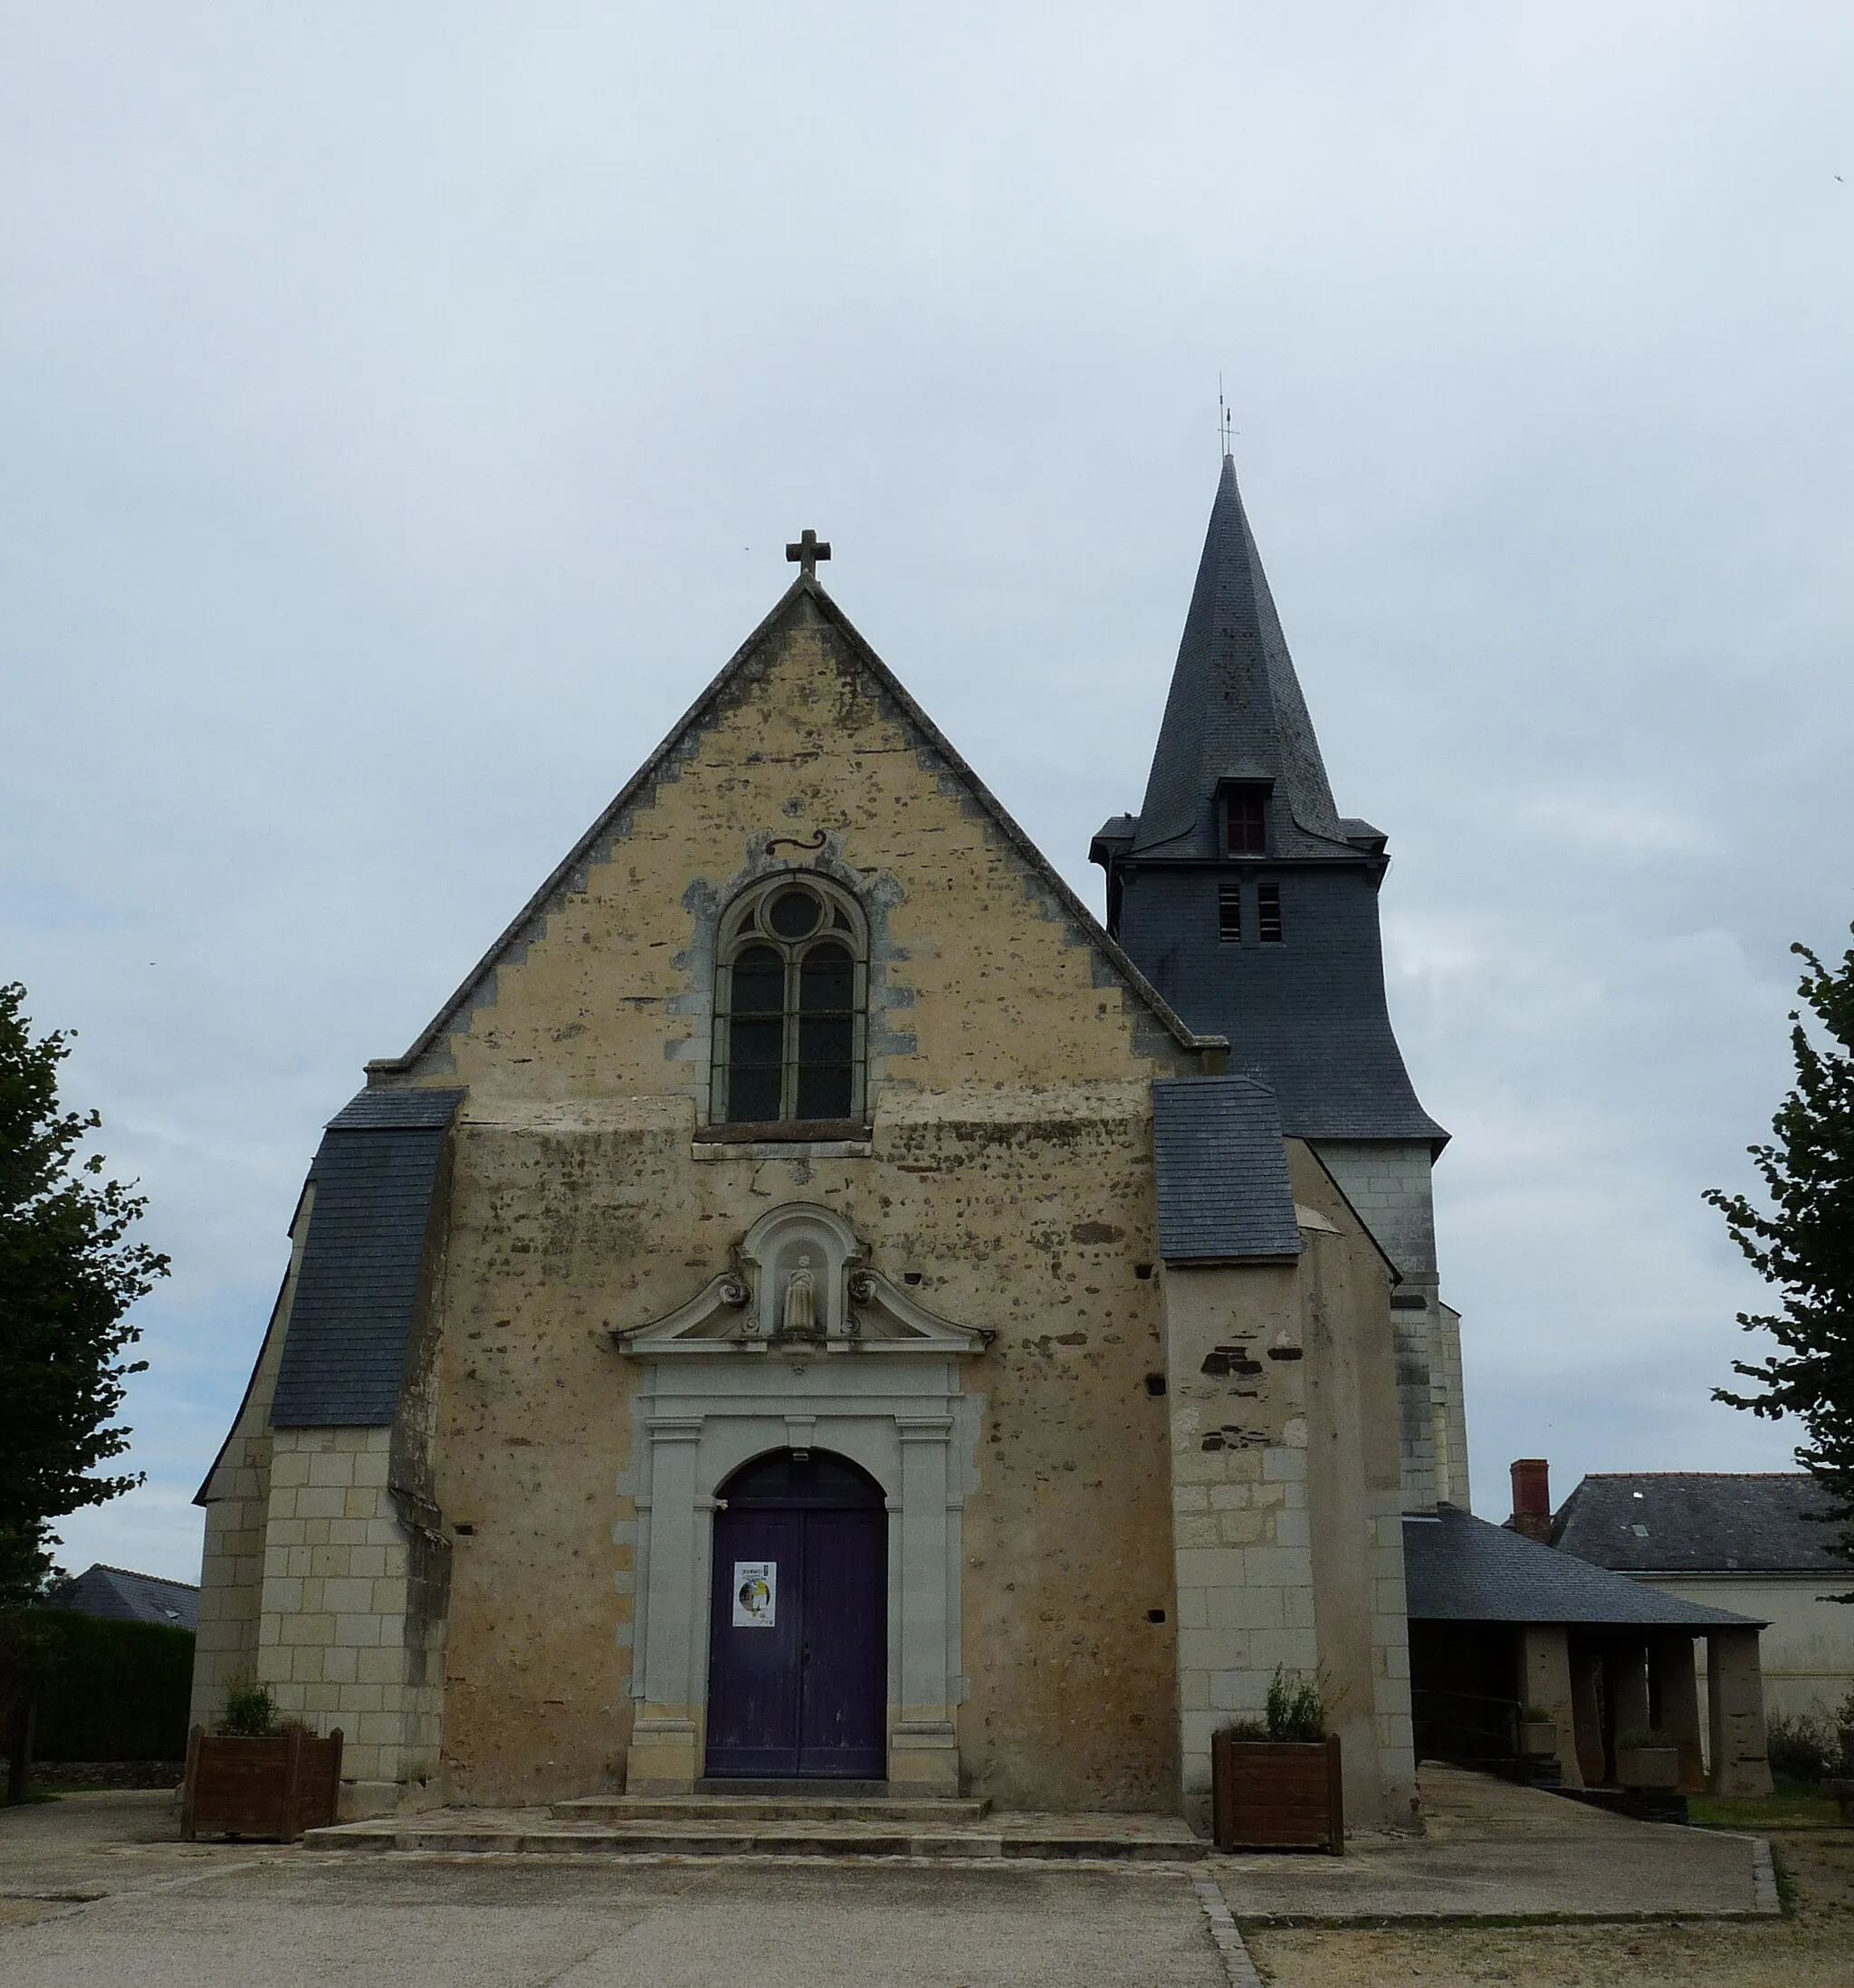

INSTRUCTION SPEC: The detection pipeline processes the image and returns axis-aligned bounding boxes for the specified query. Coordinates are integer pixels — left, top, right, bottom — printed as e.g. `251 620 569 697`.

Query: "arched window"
713 876 867 1126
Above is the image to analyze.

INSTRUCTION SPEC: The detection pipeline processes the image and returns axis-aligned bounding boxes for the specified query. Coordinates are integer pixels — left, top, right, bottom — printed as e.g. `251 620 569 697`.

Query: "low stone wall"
31 1760 184 1790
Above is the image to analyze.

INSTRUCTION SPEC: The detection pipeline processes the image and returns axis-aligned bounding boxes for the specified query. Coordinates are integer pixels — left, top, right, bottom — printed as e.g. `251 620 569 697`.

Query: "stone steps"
551 1794 990 1824
303 1808 1207 1862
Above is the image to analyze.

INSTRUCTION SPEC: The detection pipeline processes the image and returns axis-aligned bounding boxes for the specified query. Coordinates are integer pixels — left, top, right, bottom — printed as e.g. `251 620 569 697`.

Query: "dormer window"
1222 784 1269 856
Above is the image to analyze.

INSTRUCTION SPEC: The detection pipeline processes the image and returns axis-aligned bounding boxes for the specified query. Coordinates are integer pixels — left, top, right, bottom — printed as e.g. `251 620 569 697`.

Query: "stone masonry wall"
1287 1143 1417 1827
1314 1141 1467 1512
430 1087 1182 1811
368 605 1206 1810
255 1426 444 1791
189 1188 313 1735
1161 1259 1315 1827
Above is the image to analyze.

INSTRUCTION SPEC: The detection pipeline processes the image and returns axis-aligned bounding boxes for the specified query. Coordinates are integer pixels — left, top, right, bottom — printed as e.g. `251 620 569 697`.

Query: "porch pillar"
1706 1626 1773 1797
1602 1639 1650 1781
1518 1624 1582 1788
1568 1638 1605 1786
1649 1632 1705 1793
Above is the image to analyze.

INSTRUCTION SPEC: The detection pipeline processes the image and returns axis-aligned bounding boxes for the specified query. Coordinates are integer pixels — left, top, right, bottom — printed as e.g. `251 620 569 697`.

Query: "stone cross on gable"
786 528 830 580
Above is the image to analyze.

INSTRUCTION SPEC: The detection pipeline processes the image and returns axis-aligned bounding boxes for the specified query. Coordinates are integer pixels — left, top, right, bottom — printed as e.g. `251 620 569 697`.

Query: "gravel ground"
1244 1830 1854 1988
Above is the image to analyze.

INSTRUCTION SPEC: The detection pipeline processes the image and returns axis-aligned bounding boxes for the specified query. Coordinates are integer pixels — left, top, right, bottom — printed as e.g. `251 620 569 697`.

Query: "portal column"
890 1415 959 1794
627 1416 703 1795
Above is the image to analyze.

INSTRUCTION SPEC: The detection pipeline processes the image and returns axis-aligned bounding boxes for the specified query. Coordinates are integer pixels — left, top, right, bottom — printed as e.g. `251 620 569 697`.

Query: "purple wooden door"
705 1452 887 1781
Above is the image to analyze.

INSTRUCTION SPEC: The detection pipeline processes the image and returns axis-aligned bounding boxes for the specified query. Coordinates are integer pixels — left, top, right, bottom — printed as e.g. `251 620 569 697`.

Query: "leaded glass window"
713 878 867 1125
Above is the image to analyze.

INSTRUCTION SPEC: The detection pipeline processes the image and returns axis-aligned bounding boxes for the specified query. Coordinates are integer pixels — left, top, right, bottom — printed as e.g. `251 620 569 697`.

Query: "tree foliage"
0 983 168 1605
1706 923 1854 1592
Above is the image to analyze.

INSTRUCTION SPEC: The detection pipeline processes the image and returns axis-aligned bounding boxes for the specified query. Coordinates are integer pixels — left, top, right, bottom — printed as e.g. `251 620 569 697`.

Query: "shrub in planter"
180 1674 342 1841
1614 1726 1680 1791
1211 1668 1343 1854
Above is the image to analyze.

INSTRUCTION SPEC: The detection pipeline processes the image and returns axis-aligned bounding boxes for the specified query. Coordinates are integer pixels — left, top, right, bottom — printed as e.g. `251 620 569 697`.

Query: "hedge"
22 1611 195 1762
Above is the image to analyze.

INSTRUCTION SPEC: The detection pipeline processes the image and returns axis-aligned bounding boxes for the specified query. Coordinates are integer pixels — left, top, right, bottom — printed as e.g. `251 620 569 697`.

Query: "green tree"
1706 923 1854 1595
0 983 168 1606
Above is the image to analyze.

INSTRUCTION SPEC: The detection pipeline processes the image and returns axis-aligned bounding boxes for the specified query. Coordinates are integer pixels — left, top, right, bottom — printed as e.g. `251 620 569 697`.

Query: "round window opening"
767 888 822 940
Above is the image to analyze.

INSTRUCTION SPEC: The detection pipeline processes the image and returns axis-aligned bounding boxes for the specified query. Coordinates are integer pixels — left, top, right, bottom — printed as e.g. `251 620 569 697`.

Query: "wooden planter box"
180 1725 343 1841
1519 1720 1558 1757
1211 1733 1343 1854
1614 1744 1679 1792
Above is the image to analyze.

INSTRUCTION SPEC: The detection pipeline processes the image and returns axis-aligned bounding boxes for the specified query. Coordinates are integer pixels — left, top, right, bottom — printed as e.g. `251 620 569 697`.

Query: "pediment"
612 1202 991 1358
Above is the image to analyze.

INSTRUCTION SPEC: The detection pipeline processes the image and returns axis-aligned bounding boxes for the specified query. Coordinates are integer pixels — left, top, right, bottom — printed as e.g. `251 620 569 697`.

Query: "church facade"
192 464 1453 1830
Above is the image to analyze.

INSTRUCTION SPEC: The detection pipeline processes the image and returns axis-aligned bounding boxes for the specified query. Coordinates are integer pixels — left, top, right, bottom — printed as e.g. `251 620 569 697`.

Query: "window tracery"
712 875 867 1125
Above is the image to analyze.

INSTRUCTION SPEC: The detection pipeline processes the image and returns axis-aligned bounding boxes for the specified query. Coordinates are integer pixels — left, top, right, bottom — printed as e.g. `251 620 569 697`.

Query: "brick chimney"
1509 1458 1552 1543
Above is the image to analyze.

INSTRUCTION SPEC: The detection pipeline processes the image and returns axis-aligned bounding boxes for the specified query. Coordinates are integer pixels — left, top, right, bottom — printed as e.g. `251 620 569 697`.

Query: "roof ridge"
1577 1471 1813 1482
80 1563 199 1588
370 575 1225 1077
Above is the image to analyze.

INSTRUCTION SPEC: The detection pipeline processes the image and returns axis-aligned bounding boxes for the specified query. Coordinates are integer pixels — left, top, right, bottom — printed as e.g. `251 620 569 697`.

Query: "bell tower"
1094 454 1468 1510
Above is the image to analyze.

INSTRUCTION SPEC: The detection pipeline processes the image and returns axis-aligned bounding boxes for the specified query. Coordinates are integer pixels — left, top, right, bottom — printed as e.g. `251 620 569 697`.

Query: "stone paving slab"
1209 1765 1775 1921
0 1843 1226 1988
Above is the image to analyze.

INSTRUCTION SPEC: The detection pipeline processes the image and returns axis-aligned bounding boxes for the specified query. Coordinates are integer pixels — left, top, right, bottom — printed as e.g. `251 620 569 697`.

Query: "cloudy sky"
5 5 1851 1582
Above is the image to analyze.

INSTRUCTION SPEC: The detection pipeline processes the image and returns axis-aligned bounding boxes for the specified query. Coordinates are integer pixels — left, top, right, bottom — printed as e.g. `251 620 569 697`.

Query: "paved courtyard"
0 1776 1843 1988
5 1796 1219 1988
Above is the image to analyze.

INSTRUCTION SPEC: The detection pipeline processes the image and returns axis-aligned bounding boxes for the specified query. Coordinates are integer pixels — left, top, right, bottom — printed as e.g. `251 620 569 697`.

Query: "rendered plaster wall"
1285 1142 1418 1829
1637 1573 1854 1726
189 1187 313 1735
389 600 1203 1810
429 1097 1181 1809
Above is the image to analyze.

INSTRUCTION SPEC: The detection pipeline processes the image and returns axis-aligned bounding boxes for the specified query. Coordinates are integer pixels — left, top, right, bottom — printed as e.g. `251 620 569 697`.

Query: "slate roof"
1132 454 1348 861
1096 457 1446 1148
268 1087 465 1428
1402 1505 1762 1628
1553 1474 1847 1576
1151 1075 1302 1264
51 1563 199 1630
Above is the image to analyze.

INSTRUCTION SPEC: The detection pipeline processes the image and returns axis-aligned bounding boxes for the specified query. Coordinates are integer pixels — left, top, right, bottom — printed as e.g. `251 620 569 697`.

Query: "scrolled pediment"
612 1202 990 1358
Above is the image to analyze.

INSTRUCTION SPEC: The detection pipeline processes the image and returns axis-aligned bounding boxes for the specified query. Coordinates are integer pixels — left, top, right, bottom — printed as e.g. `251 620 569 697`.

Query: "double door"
704 1494 886 1780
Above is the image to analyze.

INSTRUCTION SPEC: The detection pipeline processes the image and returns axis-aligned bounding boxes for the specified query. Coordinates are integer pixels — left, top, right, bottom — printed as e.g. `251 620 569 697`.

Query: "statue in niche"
781 1256 818 1338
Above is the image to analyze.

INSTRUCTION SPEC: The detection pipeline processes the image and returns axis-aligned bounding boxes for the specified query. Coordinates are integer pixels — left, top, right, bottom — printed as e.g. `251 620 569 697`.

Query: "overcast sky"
5 5 1851 1582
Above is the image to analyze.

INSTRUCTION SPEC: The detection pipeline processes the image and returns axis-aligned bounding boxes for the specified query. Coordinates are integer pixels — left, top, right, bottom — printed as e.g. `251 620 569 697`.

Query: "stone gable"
379 588 1209 1107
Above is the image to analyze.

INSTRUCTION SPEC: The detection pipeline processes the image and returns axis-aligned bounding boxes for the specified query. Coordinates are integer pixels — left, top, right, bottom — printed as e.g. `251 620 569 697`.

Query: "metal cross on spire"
786 528 831 580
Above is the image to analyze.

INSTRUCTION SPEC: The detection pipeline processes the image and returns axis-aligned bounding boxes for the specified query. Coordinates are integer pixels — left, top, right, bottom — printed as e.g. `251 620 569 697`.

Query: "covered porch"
1402 1504 1772 1797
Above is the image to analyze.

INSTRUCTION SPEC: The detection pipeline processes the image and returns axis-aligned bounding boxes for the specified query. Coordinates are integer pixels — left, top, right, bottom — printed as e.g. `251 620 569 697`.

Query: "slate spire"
1132 454 1343 856
1095 453 1446 1146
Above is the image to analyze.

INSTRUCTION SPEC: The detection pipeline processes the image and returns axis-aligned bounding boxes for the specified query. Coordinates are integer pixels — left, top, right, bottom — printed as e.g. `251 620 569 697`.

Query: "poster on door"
732 1561 777 1628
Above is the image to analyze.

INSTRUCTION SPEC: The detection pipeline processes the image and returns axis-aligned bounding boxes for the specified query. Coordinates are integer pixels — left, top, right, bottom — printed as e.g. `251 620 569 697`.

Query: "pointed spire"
1132 454 1342 855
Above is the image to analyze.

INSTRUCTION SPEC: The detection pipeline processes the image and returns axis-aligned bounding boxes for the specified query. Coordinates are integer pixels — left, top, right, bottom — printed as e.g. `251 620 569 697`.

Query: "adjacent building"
1553 1472 1853 1729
